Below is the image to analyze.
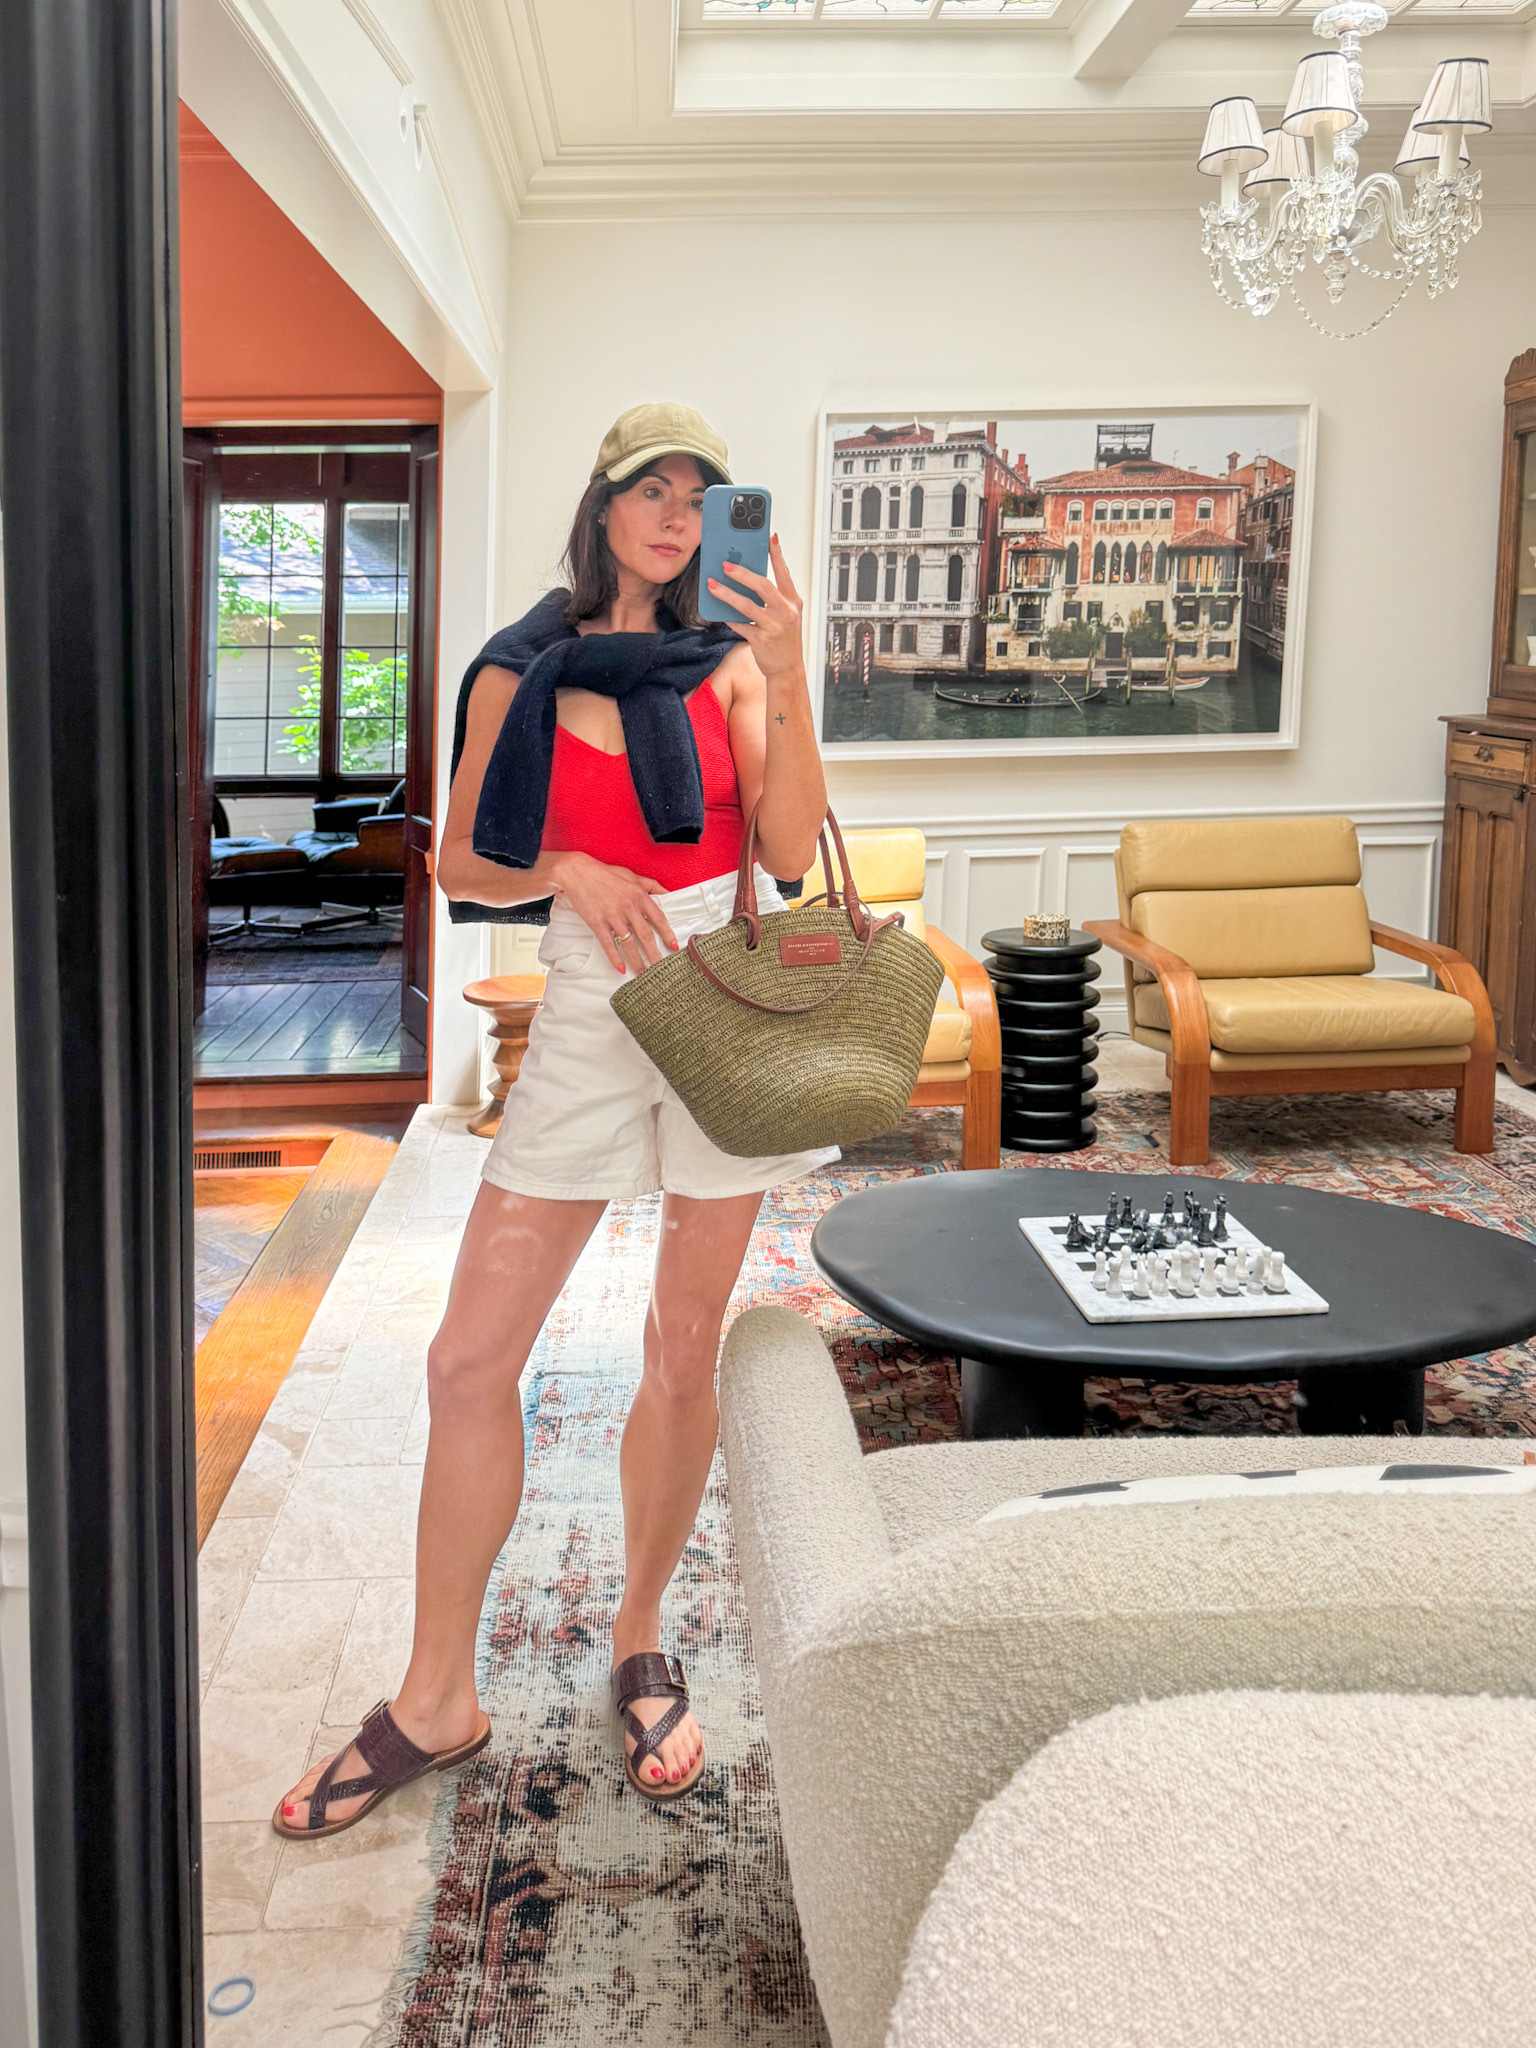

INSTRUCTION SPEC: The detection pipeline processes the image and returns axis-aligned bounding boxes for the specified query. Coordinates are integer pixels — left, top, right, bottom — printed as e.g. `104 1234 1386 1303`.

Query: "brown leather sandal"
271 1698 492 1841
612 1652 705 1800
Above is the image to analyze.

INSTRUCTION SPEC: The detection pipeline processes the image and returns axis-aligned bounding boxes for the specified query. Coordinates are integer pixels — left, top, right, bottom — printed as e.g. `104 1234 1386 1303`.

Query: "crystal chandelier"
1197 7 1489 339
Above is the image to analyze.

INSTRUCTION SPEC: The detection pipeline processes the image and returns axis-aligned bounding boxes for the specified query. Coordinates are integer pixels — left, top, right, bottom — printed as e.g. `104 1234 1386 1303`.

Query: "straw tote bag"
610 805 945 1158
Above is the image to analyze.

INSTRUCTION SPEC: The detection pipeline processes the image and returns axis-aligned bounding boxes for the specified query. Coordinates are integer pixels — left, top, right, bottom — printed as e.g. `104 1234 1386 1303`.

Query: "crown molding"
436 0 531 216
505 125 1536 221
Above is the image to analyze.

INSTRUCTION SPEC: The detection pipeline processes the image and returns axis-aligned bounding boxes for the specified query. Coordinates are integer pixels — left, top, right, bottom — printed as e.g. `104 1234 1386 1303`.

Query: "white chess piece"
1150 1255 1169 1298
1247 1246 1268 1292
1218 1259 1240 1296
1106 1251 1123 1297
1174 1249 1196 1298
1199 1248 1218 1298
1132 1257 1150 1299
1265 1250 1287 1294
1092 1249 1108 1291
1231 1247 1249 1289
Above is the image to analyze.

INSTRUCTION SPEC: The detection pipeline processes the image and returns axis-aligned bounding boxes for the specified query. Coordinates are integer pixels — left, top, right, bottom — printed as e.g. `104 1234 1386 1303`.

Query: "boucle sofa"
890 1690 1536 2048
717 1306 1536 2048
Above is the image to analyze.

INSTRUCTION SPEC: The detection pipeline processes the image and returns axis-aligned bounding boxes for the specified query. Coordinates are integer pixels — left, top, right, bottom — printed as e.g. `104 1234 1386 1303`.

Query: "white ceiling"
436 0 1536 220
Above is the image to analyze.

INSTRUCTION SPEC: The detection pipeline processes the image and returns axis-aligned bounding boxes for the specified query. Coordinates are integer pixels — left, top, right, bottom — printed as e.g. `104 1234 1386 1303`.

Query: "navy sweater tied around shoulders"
446 590 734 926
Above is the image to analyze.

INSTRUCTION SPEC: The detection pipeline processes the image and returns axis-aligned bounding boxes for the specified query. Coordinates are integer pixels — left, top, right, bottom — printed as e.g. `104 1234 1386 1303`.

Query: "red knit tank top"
540 680 745 888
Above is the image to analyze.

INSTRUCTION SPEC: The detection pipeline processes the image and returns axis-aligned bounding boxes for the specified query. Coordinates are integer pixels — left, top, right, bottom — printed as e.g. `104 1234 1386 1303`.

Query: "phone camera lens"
747 513 764 529
749 495 766 513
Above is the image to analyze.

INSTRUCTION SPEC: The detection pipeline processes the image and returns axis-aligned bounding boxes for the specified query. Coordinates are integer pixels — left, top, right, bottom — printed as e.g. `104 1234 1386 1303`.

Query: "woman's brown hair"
560 458 726 630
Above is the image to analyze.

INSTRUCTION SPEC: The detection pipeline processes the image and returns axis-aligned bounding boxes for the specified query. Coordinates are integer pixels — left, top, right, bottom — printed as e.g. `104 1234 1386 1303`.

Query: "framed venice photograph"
811 403 1315 759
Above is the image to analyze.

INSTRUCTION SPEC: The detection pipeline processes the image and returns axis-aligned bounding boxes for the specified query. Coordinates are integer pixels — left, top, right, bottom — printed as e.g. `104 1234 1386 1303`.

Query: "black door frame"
0 3 202 2045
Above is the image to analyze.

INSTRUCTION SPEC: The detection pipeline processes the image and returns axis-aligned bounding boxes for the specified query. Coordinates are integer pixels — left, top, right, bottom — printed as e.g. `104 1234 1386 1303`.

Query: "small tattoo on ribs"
774 713 786 725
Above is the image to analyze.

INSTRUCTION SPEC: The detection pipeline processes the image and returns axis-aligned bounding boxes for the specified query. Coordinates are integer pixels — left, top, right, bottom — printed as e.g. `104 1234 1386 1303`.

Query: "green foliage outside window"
1044 618 1100 662
217 504 402 776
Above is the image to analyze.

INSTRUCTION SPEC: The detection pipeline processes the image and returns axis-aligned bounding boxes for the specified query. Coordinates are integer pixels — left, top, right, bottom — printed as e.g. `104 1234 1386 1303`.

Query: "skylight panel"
700 0 1062 16
818 3 934 15
700 1 817 15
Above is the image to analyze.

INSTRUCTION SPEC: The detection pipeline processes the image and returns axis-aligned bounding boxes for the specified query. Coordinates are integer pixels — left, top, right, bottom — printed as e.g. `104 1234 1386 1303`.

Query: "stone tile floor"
197 1047 1536 2045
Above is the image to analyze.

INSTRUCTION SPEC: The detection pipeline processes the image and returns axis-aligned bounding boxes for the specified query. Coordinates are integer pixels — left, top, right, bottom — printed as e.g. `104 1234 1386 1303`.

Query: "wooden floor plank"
199 1053 428 1079
301 983 398 1063
354 992 407 1057
197 982 310 1061
195 981 257 1028
195 1130 397 1546
237 981 351 1064
193 982 280 1050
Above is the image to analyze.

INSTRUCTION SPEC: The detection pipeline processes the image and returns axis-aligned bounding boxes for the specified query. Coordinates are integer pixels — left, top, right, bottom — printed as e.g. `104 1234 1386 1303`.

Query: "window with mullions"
340 504 410 774
215 498 409 780
216 503 325 777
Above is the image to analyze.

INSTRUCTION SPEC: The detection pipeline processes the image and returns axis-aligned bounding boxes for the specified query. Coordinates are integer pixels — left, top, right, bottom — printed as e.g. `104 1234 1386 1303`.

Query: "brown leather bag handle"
732 802 869 949
684 904 903 1015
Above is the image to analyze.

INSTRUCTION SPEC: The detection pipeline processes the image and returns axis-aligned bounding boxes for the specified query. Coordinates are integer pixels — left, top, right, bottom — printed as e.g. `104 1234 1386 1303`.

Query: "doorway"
186 426 436 1090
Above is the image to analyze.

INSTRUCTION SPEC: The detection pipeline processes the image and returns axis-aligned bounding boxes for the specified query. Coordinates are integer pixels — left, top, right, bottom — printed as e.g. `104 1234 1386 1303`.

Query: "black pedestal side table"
982 927 1102 1154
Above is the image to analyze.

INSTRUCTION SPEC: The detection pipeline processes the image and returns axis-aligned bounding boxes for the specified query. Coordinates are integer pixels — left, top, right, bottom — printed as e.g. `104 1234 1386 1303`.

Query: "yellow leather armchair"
1085 816 1496 1167
800 828 1001 1169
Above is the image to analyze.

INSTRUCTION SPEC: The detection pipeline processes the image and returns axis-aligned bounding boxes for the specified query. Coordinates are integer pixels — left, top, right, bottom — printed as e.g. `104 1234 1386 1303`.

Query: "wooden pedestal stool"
462 974 545 1139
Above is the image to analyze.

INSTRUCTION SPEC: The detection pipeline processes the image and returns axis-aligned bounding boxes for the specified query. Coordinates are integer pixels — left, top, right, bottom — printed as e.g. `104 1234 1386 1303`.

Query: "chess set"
1017 1190 1330 1325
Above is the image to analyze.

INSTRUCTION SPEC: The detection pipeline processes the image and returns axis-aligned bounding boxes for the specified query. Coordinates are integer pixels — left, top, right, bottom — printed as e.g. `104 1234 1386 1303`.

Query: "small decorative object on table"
1019 1195 1329 1324
1020 912 1070 945
983 925 1101 1154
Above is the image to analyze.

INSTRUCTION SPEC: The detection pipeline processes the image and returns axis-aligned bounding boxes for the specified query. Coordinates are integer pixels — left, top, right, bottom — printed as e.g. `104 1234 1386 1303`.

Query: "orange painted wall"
179 104 441 424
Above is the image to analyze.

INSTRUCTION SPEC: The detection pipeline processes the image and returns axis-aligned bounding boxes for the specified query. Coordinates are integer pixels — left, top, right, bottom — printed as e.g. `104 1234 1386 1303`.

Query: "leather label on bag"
780 932 843 967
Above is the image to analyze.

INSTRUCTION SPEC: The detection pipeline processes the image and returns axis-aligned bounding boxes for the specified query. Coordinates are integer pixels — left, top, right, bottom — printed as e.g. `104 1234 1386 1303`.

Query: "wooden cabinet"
1437 352 1536 1082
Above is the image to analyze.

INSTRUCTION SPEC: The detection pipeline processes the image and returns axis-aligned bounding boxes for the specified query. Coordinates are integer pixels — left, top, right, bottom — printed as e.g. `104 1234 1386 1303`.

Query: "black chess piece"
1134 1207 1151 1231
1183 1190 1199 1222
1092 1224 1110 1252
1103 1190 1119 1230
1161 1194 1176 1226
1064 1212 1088 1250
1196 1213 1217 1249
1213 1196 1229 1242
1152 1225 1178 1251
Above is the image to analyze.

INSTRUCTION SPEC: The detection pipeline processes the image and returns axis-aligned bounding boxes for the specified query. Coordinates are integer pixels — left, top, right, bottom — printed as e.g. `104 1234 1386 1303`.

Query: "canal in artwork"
821 646 1283 746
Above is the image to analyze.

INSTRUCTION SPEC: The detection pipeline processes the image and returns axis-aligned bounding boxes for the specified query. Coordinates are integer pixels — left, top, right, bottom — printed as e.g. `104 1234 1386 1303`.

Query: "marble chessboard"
1018 1210 1330 1324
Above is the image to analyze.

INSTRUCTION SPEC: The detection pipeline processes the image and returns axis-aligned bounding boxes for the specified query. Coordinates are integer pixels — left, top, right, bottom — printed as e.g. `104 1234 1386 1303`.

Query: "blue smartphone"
697 484 772 625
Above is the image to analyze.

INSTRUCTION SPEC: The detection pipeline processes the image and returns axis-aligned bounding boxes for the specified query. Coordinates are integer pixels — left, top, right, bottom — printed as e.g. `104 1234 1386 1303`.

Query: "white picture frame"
809 401 1316 761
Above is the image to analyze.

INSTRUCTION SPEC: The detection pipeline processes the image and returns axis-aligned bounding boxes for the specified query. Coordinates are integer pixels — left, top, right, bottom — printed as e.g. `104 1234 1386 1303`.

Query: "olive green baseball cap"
591 402 731 485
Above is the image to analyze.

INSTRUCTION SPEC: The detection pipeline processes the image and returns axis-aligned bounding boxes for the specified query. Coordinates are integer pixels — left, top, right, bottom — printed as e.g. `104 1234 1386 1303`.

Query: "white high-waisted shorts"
481 866 841 1202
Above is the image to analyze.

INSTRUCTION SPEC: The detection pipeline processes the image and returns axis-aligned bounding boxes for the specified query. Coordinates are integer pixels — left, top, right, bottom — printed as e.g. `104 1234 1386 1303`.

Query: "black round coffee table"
810 1169 1536 1437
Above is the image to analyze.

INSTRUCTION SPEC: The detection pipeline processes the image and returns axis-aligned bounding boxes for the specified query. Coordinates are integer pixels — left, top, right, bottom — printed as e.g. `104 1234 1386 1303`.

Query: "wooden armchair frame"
1083 916 1496 1167
910 926 1002 1170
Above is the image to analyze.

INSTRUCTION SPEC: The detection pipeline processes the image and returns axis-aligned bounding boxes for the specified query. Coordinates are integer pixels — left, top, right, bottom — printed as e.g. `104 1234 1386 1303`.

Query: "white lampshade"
1244 125 1313 190
1198 96 1268 174
1413 57 1492 135
1395 103 1470 171
1280 51 1357 139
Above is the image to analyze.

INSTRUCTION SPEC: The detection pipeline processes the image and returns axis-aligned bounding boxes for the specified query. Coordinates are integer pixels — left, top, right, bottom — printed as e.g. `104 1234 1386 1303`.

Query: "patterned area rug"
373 1090 1536 2046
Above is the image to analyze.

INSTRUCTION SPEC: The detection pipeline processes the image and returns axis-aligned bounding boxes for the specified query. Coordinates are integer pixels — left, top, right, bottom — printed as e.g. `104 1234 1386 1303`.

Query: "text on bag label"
779 932 843 967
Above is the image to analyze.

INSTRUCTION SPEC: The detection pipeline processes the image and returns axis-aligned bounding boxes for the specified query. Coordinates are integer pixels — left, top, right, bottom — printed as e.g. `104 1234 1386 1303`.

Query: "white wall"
490 203 1536 1019
0 520 39 2044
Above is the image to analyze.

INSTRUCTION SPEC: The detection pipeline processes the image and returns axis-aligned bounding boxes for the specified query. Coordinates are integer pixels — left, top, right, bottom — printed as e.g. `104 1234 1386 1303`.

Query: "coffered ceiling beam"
1072 0 1200 83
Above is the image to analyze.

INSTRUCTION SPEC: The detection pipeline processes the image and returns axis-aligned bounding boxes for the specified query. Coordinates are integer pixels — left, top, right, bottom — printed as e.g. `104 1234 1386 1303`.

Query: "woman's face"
604 454 706 585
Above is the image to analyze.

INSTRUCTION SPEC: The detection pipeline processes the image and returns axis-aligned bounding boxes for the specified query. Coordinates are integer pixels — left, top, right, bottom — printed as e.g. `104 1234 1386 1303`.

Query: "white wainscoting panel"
1059 843 1122 937
956 847 1045 951
1358 832 1441 980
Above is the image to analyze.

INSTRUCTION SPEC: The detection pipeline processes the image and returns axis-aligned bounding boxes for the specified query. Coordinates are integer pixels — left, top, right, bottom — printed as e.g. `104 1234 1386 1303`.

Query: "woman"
274 402 832 1834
